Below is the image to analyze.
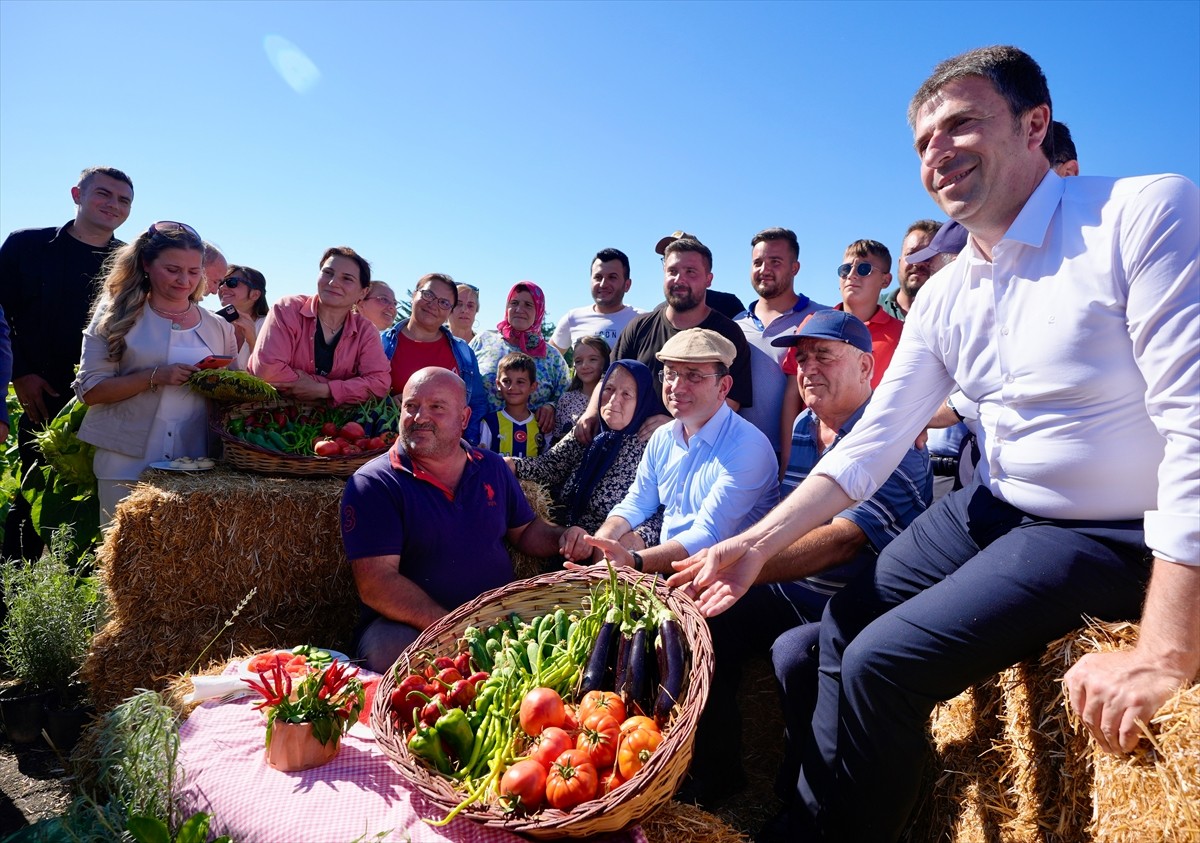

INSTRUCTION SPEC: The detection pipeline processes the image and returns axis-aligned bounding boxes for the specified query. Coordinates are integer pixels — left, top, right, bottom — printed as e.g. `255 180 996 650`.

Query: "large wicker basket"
371 566 713 839
211 401 386 477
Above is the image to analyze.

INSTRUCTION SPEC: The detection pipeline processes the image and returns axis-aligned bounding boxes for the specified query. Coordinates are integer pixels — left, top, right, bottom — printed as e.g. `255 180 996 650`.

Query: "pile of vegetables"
186 369 278 402
223 395 399 457
385 566 687 824
34 397 96 489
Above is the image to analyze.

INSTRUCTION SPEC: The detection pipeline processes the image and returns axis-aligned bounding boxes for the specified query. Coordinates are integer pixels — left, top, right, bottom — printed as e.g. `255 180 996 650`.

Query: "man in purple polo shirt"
342 366 566 672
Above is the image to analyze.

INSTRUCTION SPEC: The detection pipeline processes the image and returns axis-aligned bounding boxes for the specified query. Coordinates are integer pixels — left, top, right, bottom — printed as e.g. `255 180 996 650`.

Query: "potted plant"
0 526 99 746
243 659 364 771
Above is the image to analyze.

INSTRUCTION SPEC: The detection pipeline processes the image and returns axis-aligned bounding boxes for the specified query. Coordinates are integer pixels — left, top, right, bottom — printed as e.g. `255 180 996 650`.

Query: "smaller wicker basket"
212 401 386 477
372 566 713 839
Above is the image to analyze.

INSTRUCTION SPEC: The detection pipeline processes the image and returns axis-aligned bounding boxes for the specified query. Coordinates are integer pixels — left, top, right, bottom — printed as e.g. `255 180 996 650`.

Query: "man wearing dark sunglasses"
0 165 134 560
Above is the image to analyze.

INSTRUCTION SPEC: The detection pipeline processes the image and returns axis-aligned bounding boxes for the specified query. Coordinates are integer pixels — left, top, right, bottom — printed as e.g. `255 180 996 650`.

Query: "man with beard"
579 237 752 441
734 227 829 459
880 219 941 320
549 247 642 353
341 367 567 673
0 165 134 559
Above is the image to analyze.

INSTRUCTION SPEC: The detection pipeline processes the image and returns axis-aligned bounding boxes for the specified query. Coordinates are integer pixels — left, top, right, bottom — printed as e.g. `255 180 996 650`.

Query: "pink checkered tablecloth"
176 667 648 843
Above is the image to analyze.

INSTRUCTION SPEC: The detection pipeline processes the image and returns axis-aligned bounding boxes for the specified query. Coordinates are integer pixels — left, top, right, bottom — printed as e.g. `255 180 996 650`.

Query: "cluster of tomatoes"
312 421 397 457
500 688 663 813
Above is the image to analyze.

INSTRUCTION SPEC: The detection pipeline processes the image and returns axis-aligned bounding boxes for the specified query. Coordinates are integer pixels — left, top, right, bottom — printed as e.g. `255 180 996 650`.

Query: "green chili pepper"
408 723 452 774
434 707 475 763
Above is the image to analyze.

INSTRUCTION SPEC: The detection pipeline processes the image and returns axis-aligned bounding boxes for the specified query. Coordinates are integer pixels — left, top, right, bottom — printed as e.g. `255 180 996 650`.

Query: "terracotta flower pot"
265 720 341 772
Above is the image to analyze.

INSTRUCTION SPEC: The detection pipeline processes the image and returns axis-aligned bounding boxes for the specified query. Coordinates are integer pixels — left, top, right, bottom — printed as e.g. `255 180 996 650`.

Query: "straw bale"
641 800 751 843
508 479 562 580
98 468 354 625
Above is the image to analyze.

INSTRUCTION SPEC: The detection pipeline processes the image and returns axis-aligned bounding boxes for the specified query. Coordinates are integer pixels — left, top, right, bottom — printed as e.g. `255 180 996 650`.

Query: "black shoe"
673 768 748 811
755 807 803 843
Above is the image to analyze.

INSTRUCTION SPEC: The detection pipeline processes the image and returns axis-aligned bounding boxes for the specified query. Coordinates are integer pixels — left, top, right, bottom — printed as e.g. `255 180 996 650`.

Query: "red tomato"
339 421 366 441
599 766 626 796
368 436 386 450
529 726 574 769
321 422 338 437
545 749 599 810
620 715 659 737
381 431 397 444
519 687 566 736
314 438 341 456
284 654 309 676
576 712 620 769
562 703 579 732
579 690 626 726
498 758 547 814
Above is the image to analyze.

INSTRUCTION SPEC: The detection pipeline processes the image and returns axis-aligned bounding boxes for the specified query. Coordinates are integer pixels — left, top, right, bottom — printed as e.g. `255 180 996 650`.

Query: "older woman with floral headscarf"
470 281 569 434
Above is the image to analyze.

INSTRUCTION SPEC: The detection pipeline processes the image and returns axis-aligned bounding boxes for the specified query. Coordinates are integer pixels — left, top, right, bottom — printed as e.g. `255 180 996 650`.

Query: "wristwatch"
630 551 644 573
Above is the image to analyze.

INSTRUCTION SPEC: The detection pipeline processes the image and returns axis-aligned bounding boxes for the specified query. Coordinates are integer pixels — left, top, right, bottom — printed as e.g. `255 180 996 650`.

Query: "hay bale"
98 468 353 625
641 800 751 843
907 621 1199 843
509 479 562 580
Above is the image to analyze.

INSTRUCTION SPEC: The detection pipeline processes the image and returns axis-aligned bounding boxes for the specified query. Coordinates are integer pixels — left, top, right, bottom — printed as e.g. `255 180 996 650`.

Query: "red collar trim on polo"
388 440 484 501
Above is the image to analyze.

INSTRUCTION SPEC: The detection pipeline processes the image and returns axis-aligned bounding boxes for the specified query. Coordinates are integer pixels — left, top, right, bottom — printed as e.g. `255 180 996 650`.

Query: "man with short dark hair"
654 231 746 318
880 219 941 320
342 367 568 672
0 165 134 558
549 248 642 353
578 236 754 442
734 227 829 457
675 46 1198 841
1047 119 1079 176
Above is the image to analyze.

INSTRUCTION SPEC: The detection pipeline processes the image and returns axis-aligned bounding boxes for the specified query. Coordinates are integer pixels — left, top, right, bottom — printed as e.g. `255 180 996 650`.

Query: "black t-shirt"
0 221 122 398
706 289 746 320
613 306 754 417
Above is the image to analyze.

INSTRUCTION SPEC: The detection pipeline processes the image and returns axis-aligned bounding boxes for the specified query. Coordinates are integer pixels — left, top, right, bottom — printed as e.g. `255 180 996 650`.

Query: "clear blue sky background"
3 0 1197 328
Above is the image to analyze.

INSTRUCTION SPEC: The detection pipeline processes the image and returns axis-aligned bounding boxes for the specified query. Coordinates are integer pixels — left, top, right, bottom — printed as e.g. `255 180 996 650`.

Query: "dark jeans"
791 481 1151 842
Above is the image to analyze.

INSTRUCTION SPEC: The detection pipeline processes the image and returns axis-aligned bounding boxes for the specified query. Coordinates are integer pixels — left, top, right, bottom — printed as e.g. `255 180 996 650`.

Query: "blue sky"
2 0 1198 328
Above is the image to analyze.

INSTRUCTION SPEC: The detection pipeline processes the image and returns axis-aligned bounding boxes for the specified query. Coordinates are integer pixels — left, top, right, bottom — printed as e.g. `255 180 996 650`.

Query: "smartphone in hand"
217 304 239 323
196 355 235 370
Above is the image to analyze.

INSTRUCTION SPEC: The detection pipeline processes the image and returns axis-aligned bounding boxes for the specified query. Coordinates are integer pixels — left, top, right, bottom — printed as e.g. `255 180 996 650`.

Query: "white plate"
149 460 215 472
237 648 351 681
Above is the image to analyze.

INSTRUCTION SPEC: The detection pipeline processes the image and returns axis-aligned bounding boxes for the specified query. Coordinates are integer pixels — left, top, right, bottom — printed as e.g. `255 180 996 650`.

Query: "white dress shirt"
818 171 1199 565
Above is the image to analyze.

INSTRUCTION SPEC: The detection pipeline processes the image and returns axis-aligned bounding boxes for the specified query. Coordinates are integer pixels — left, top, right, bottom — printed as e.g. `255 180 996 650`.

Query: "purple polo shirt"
341 440 535 621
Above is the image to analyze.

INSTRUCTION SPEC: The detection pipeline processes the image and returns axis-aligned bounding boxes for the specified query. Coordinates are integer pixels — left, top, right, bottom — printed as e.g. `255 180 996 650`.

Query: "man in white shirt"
549 248 641 354
734 227 828 459
672 45 1198 842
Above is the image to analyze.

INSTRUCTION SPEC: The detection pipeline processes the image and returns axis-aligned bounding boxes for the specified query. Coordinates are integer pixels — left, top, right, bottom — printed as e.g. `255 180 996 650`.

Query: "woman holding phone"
75 221 237 523
216 265 269 368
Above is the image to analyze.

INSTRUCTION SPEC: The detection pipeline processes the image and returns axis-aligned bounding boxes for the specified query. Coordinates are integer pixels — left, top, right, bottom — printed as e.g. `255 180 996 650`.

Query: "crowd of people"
1 43 1196 843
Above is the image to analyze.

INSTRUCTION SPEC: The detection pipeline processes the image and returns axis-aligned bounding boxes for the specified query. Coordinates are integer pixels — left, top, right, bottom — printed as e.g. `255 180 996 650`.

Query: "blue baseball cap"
906 220 968 264
771 310 873 353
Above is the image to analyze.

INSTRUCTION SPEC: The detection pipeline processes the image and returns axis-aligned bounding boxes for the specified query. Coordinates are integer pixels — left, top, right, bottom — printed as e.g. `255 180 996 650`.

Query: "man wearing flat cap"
560 327 777 575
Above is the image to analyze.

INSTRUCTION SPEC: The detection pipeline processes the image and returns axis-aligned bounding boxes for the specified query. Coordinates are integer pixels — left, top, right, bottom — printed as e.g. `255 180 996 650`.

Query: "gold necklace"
150 300 194 331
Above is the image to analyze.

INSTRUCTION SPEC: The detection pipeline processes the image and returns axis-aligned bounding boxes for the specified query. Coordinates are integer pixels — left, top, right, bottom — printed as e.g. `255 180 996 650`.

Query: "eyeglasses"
365 295 398 308
416 288 454 311
838 261 880 279
221 276 261 291
147 220 201 242
658 366 722 385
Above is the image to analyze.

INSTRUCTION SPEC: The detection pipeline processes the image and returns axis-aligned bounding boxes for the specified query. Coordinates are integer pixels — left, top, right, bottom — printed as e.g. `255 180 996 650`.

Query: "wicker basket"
212 401 386 477
371 566 713 839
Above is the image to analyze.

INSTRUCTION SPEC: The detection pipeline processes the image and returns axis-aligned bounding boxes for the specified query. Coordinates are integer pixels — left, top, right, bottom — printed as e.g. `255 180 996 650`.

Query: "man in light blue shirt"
561 327 778 574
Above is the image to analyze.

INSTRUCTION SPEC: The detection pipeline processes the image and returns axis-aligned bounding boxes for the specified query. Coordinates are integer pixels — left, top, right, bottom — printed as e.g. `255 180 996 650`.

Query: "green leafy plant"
1 526 99 696
126 811 231 843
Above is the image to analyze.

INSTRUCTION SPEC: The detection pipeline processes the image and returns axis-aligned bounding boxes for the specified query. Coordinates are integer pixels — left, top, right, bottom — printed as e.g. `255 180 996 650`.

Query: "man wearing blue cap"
673 45 1198 842
678 310 932 809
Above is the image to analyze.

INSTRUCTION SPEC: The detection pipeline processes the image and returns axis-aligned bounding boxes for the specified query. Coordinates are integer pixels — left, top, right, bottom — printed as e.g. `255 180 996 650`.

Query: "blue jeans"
357 617 422 674
792 481 1151 842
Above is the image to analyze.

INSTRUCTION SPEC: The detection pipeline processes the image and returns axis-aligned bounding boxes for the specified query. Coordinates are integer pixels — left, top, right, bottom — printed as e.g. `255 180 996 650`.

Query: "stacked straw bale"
83 468 357 710
905 620 1199 842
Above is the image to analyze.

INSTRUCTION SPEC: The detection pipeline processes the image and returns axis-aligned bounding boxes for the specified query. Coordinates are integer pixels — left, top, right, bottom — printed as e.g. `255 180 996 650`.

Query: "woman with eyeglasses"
446 283 479 343
249 246 390 406
508 359 661 548
470 281 569 436
217 265 269 369
73 221 238 522
355 281 398 332
381 273 489 444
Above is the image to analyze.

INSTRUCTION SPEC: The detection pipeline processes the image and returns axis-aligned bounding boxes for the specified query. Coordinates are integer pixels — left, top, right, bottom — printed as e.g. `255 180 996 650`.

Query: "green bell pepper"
434 707 475 762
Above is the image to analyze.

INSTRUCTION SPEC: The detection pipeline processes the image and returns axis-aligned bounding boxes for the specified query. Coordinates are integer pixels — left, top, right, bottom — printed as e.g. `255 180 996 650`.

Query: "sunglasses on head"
147 220 201 242
221 276 260 291
838 261 880 279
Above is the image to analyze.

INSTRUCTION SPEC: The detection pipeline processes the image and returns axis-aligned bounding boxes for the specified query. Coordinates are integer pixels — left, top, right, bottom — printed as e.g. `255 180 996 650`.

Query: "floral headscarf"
497 281 547 358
